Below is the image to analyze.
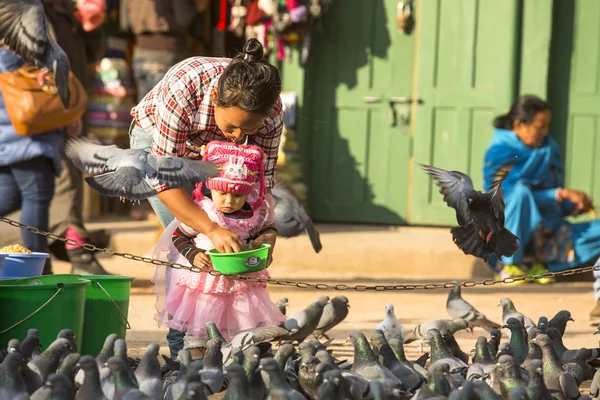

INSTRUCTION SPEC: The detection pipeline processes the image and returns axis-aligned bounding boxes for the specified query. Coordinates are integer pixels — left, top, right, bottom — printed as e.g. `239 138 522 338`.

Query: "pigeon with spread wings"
65 138 220 201
0 0 72 109
419 163 519 262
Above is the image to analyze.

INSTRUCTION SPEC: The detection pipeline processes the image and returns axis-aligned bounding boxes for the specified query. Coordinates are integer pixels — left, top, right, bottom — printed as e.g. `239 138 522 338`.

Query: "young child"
152 141 286 357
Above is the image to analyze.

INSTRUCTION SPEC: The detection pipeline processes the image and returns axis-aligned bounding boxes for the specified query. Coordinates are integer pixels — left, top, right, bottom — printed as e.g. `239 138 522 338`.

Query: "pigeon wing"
65 138 129 173
0 0 52 68
147 155 219 187
488 163 513 223
419 163 474 222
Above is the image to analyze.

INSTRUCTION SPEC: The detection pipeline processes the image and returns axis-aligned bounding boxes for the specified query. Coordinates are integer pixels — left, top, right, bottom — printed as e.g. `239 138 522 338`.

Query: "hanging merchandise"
229 0 248 38
244 0 267 48
240 0 332 64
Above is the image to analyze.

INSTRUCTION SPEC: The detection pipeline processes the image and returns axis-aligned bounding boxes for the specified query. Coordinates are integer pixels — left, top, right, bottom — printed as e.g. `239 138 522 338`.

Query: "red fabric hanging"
217 0 228 31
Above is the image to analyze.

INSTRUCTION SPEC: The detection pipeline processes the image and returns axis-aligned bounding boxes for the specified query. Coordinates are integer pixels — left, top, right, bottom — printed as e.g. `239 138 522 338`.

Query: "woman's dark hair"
215 39 282 115
493 94 550 130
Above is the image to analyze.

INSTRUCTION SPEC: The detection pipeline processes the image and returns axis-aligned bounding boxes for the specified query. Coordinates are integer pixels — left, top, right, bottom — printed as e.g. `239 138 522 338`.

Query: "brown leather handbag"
0 65 88 136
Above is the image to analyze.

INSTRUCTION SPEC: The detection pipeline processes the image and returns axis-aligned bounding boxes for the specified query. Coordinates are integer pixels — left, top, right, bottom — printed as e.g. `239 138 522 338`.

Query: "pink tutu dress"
152 193 286 341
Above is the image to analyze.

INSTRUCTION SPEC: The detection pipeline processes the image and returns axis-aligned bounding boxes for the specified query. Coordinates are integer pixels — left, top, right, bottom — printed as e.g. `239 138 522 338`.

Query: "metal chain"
1 216 598 291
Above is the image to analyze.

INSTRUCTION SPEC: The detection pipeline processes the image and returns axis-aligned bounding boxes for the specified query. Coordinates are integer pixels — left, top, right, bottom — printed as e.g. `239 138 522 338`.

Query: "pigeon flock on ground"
2 288 600 399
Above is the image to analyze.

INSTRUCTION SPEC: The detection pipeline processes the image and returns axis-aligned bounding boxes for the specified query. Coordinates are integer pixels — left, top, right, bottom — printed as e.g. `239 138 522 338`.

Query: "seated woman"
483 95 600 322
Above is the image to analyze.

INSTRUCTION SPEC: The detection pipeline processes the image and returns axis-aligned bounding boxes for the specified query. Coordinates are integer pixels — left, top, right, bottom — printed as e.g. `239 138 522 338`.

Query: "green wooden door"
303 0 414 224
549 0 600 202
409 0 520 225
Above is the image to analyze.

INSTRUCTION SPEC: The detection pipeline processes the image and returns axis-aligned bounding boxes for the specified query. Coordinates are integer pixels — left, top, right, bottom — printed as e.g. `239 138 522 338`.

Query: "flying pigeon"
65 137 220 201
0 0 72 109
272 178 323 253
419 162 519 262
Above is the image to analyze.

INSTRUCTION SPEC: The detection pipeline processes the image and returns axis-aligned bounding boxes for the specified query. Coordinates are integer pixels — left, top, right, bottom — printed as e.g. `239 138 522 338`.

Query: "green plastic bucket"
0 274 90 349
80 275 134 357
207 244 270 275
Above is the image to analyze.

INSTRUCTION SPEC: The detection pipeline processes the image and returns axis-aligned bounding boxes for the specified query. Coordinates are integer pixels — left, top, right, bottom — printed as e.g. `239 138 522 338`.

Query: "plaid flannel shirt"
130 57 283 192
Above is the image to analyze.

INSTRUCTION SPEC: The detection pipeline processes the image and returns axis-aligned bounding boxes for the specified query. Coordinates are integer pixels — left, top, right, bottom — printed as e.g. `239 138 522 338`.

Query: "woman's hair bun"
242 38 264 62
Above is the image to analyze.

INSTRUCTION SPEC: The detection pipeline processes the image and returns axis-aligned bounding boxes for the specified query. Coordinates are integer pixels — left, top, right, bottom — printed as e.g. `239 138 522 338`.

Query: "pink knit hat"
196 141 266 200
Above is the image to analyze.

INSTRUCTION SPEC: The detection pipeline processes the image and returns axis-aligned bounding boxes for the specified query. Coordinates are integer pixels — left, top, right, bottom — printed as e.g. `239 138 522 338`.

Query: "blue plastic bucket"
0 254 6 276
0 253 49 279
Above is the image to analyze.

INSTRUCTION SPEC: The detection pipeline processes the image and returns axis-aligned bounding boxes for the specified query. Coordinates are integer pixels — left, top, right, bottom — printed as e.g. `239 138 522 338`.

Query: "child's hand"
192 252 212 268
248 229 277 267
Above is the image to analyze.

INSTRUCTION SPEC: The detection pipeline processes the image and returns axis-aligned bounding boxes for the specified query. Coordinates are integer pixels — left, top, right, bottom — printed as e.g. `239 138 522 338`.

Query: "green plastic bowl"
207 244 271 275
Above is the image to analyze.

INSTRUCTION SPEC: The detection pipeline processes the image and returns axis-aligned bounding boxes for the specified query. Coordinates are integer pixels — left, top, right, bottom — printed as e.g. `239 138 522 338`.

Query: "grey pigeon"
298 355 322 399
503 318 529 366
421 363 454 397
133 344 162 400
419 162 518 261
20 329 41 361
223 363 253 400
446 283 501 335
104 356 138 400
272 180 322 253
495 355 527 398
7 338 21 353
531 334 580 400
0 0 72 108
499 297 536 332
65 137 219 201
75 333 119 387
205 322 288 365
0 352 29 400
387 338 428 379
525 359 552 400
259 358 306 400
280 295 330 343
314 295 350 340
316 369 354 400
276 297 289 315
15 343 42 394
57 353 80 390
200 339 224 395
178 381 207 400
57 329 77 351
439 330 468 368
466 336 496 381
243 346 266 400
537 316 550 334
30 372 75 400
347 331 401 384
546 327 600 364
27 338 74 382
488 328 502 361
75 355 107 400
548 310 574 337
369 334 422 391
376 303 406 344
314 360 368 399
521 331 542 370
426 330 468 374
404 318 469 353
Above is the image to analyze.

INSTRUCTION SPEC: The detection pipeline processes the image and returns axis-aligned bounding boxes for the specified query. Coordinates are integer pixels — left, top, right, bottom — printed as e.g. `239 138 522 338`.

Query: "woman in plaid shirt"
129 38 283 357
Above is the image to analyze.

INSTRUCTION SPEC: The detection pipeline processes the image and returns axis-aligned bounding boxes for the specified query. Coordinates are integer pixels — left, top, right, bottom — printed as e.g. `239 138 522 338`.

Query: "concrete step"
50 218 493 282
